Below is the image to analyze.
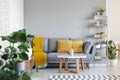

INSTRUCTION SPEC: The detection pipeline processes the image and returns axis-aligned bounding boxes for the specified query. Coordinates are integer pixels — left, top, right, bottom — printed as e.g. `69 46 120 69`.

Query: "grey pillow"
43 38 48 52
84 42 92 54
48 38 69 52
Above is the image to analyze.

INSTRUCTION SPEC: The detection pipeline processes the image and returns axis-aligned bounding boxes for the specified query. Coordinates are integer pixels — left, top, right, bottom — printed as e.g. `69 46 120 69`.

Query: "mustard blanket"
33 37 47 66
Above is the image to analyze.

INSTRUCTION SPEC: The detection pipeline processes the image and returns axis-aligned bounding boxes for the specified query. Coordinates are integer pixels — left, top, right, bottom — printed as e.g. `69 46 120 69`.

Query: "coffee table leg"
76 58 79 73
65 58 68 71
59 58 63 73
80 58 84 71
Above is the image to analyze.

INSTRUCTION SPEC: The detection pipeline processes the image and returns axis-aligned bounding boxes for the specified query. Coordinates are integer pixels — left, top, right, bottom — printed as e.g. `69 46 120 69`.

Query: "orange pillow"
72 40 83 53
57 40 72 53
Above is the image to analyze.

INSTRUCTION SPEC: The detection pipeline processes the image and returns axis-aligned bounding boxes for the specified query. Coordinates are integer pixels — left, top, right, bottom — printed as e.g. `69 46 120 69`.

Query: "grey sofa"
43 38 96 68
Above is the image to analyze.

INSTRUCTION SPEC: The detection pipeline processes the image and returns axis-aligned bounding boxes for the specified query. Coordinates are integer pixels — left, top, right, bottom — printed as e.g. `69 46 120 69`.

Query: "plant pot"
14 61 25 72
109 59 118 66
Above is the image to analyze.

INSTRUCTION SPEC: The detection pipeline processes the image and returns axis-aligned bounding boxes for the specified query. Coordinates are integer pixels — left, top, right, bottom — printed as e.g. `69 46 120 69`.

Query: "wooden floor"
31 60 120 80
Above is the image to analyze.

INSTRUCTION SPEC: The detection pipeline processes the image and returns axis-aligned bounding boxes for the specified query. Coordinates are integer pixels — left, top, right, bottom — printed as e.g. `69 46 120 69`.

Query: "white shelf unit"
93 15 108 64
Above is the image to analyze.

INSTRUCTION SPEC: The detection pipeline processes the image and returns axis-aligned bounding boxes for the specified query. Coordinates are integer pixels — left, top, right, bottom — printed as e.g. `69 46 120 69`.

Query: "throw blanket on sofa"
33 37 47 67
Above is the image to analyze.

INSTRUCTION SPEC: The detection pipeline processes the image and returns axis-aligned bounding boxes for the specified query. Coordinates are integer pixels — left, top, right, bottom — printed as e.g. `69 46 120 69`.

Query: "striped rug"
49 75 120 80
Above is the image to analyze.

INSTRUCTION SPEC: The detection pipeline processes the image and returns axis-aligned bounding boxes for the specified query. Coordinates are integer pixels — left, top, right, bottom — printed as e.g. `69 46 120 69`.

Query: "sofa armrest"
90 45 96 62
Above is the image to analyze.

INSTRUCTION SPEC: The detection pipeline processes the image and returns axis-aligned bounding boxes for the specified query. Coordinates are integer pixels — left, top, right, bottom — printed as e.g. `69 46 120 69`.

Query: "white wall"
106 0 120 41
0 0 24 50
25 0 105 39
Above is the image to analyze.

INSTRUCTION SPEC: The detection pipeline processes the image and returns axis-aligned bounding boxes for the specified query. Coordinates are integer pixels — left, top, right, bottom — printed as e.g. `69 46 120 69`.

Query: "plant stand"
25 57 34 73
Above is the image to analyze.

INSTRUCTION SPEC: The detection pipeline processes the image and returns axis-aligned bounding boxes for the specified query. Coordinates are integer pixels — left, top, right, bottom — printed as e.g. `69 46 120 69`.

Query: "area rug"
49 75 120 80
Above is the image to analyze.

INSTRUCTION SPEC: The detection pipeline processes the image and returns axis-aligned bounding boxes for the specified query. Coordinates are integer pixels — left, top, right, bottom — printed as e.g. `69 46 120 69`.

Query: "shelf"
94 26 106 28
94 15 107 20
94 35 107 39
94 56 107 60
94 44 106 49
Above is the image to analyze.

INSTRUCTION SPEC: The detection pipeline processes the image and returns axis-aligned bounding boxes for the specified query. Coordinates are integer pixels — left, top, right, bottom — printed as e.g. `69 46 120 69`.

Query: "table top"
57 53 86 59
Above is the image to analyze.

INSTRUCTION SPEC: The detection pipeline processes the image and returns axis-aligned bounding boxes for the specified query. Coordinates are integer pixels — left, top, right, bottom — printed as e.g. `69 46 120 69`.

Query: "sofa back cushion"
43 38 48 52
57 40 72 53
84 42 92 54
72 40 83 53
48 38 69 52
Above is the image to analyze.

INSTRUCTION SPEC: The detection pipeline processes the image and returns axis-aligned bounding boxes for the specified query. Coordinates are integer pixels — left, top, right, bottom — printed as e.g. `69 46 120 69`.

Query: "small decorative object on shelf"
69 48 74 56
95 21 101 27
96 5 105 16
100 41 106 48
95 43 101 49
94 32 105 38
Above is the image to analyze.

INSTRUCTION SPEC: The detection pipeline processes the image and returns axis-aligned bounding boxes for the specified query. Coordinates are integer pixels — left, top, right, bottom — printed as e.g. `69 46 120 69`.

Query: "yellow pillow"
57 40 72 53
72 40 83 53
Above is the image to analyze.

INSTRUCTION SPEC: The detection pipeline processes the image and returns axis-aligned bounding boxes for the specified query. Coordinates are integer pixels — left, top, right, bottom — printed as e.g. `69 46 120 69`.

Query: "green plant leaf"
0 45 2 49
27 34 34 38
11 32 26 42
19 52 28 60
108 40 113 45
1 36 16 43
2 54 9 60
11 53 17 58
22 72 31 80
18 44 29 52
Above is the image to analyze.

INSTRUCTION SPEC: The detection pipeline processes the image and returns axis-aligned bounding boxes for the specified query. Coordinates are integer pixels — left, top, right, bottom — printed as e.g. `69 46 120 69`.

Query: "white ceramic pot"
14 61 25 72
109 59 118 66
101 44 106 48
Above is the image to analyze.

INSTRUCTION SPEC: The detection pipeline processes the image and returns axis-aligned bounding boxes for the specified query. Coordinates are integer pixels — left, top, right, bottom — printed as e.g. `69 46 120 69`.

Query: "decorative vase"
109 59 118 66
96 11 100 16
69 48 74 56
14 61 25 72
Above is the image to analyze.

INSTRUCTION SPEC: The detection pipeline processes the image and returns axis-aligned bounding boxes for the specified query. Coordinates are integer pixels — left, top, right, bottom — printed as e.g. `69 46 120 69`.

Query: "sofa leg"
86 63 90 69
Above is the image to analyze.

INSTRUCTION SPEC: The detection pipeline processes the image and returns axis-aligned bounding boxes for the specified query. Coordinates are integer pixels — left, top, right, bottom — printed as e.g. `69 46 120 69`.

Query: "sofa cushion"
72 40 83 53
43 38 48 52
84 42 92 54
57 40 72 53
48 38 69 52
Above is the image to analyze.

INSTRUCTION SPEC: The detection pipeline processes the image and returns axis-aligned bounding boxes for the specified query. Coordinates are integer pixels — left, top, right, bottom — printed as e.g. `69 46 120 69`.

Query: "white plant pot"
101 44 106 48
14 61 25 72
109 59 118 66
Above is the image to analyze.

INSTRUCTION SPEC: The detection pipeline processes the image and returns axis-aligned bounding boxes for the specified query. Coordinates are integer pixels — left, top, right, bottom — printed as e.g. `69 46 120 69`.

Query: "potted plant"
1 29 34 71
107 40 118 66
100 32 105 37
96 5 105 16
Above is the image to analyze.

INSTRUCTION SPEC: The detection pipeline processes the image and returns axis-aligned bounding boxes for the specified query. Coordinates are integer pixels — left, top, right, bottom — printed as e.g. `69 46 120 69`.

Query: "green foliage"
98 6 105 12
0 45 2 49
107 40 117 60
0 29 33 80
1 29 34 63
0 70 31 80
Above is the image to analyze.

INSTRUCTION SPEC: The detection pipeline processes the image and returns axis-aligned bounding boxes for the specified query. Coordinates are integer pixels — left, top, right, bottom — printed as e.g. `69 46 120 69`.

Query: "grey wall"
24 0 105 39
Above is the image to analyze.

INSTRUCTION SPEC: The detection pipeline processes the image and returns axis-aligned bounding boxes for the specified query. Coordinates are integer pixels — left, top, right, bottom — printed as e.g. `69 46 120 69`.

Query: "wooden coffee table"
57 54 86 74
